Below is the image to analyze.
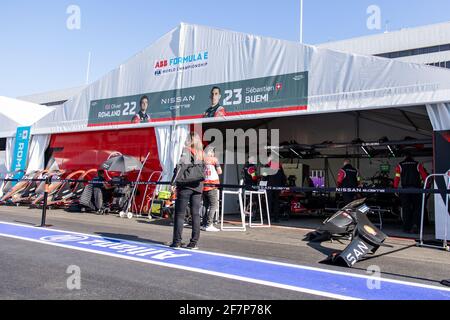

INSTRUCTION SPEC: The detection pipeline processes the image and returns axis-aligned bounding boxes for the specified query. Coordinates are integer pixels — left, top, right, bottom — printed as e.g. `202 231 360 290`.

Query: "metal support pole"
40 191 48 227
39 177 51 228
356 112 360 169
300 0 304 43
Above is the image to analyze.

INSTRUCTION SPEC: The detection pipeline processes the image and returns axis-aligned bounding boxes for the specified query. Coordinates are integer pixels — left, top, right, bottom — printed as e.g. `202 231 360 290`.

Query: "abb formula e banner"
88 72 308 127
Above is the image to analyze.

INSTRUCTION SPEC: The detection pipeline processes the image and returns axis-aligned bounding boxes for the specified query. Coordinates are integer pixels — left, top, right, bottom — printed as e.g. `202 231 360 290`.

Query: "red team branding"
155 60 168 69
153 51 209 76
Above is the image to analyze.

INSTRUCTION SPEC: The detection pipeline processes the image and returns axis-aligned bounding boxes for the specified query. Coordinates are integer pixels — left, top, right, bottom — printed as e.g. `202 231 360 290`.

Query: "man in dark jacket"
337 159 362 205
262 155 287 223
394 153 428 234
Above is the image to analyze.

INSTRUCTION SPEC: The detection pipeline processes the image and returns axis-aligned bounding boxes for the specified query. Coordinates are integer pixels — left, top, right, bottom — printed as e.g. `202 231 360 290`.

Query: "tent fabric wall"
26 135 51 174
155 125 190 185
426 103 450 131
0 96 54 138
48 129 161 172
1 137 15 197
5 137 14 173
427 102 450 241
0 151 5 197
0 151 6 175
32 23 450 136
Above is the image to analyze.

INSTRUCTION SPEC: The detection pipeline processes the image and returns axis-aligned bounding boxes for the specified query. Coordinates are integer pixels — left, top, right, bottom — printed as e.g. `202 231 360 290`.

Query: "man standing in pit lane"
337 159 362 206
394 152 429 234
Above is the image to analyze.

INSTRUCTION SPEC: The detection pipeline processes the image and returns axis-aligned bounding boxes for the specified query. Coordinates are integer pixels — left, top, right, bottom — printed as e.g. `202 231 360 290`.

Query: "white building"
318 21 450 68
18 86 86 107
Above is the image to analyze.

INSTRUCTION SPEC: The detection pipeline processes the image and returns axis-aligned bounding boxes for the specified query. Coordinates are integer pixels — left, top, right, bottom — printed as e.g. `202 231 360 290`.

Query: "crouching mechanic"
202 147 222 232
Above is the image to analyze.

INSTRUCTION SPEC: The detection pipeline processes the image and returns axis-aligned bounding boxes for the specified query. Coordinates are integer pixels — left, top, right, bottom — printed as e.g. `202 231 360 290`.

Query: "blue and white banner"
10 126 31 184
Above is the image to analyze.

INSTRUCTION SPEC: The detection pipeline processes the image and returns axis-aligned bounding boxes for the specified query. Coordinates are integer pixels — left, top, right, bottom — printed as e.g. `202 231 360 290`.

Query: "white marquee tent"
14 23 450 240
31 23 450 135
0 96 54 138
0 97 54 195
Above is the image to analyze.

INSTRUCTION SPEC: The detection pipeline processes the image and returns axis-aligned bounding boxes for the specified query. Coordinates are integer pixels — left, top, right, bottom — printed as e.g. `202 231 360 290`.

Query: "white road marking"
1 221 450 296
0 231 357 301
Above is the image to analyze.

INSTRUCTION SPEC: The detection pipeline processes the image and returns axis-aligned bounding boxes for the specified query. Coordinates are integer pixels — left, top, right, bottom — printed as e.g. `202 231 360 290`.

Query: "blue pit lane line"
0 221 449 300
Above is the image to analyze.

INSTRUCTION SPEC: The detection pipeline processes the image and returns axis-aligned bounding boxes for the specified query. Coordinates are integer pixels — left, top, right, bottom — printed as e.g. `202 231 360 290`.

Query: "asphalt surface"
0 206 449 300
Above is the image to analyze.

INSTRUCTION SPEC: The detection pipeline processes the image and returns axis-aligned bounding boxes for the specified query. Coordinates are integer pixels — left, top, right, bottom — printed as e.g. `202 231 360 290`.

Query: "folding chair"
220 179 246 232
244 181 271 228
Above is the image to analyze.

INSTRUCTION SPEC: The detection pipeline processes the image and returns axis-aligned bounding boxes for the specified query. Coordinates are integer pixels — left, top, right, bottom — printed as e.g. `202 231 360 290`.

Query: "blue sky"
1 0 450 98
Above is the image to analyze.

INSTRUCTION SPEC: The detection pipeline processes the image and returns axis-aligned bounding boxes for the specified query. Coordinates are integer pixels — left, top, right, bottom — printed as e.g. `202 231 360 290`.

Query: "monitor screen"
311 176 325 188
380 164 390 173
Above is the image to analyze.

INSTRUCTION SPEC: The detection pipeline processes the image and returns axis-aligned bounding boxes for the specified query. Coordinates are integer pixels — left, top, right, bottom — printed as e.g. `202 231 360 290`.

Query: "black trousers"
267 190 281 221
400 193 422 231
173 188 202 245
202 189 219 227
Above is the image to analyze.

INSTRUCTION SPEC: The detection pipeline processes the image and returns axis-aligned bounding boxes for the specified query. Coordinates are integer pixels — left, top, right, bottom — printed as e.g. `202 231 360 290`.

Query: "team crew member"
394 153 428 234
90 170 113 212
204 87 226 118
202 147 222 232
242 156 259 188
170 132 205 250
262 155 287 223
132 95 151 123
337 159 362 205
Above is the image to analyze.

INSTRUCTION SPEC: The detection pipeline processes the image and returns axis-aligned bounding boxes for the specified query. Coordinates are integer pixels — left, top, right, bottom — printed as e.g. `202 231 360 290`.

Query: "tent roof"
32 23 450 135
0 96 55 138
18 85 87 106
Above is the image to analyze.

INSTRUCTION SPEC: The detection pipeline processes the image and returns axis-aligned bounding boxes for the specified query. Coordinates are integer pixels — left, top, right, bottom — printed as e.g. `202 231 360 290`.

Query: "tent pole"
300 0 304 43
356 112 360 169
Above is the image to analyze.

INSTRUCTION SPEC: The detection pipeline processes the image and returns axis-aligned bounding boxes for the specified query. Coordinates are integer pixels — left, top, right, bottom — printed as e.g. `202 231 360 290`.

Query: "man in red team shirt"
336 159 362 205
204 87 226 118
131 96 151 124
394 153 428 234
202 147 222 231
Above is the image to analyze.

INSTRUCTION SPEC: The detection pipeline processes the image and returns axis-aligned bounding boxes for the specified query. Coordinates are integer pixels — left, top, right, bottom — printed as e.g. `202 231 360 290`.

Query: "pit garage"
205 104 441 238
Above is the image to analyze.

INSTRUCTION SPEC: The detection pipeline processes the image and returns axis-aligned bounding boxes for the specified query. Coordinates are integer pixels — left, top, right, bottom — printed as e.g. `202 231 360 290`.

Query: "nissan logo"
40 235 89 243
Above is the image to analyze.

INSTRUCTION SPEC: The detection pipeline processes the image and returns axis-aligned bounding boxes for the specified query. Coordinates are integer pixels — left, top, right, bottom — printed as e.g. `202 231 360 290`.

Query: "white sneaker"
205 225 220 232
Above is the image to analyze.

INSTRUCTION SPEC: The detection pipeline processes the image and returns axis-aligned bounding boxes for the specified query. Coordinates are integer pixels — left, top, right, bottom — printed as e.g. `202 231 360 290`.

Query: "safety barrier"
2 176 450 231
2 177 450 194
418 171 450 251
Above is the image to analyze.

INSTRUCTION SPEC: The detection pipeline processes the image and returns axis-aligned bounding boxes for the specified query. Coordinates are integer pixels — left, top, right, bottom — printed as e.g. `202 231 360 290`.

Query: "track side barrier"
2 177 450 194
2 177 450 230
